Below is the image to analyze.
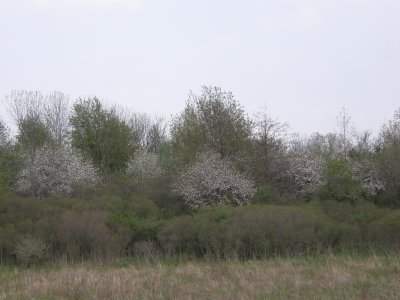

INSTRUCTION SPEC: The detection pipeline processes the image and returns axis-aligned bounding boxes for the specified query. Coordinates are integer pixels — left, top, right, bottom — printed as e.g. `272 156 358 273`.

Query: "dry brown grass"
0 254 399 299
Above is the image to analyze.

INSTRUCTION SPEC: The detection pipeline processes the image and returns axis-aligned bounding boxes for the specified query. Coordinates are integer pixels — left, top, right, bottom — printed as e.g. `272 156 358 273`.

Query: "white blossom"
173 151 256 210
16 145 98 197
284 149 324 196
127 150 162 181
350 160 385 197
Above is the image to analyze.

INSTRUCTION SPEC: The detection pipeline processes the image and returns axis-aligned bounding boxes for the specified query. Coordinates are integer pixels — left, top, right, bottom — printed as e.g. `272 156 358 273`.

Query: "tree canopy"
70 98 136 173
170 86 252 168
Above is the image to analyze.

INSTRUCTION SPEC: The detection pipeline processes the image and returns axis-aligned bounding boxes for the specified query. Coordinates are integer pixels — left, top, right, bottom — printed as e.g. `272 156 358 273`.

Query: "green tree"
250 106 288 185
318 159 365 204
70 98 136 174
170 86 252 168
376 108 400 206
17 116 51 159
0 121 11 196
0 120 21 196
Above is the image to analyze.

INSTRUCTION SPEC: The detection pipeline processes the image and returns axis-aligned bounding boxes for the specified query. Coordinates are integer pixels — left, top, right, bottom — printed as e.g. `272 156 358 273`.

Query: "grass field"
0 254 399 299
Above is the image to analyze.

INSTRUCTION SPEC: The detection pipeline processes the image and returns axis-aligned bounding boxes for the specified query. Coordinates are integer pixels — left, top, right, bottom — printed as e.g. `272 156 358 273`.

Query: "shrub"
315 200 387 248
158 205 340 259
368 210 400 250
254 184 282 204
54 210 125 261
14 236 47 266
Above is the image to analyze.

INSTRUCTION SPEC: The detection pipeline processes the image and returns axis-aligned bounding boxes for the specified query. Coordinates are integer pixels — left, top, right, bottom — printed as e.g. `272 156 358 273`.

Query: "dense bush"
158 205 340 259
368 210 400 250
109 196 165 246
54 210 127 261
313 200 387 248
1 193 400 264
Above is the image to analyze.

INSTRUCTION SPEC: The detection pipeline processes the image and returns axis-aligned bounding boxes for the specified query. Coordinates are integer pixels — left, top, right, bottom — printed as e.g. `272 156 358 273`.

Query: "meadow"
1 254 399 300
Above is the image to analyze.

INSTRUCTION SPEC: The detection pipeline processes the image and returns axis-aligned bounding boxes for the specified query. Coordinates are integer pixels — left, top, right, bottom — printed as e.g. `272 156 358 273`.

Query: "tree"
70 98 137 173
16 145 98 198
0 120 10 150
0 121 13 195
318 159 365 204
173 151 256 209
250 105 288 184
284 130 382 201
170 86 252 167
0 120 21 196
304 132 340 160
336 108 354 160
5 90 70 146
284 140 324 197
43 92 70 145
376 108 400 205
349 131 384 199
4 91 71 192
17 115 51 159
127 150 162 182
128 113 167 152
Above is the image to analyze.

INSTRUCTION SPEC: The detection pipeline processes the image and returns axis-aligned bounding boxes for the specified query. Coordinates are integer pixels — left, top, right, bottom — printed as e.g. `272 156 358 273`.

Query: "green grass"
0 254 399 299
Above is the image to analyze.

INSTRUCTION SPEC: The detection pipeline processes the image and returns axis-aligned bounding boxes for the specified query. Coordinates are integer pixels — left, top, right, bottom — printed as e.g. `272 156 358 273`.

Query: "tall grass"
1 254 399 299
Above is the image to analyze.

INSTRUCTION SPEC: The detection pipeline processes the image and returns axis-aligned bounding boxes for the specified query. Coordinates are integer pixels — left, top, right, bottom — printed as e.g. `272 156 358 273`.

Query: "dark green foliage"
0 121 21 196
318 159 365 203
70 98 136 173
17 116 51 156
375 110 400 206
110 196 164 243
314 200 387 248
170 86 252 168
158 205 340 259
368 210 400 249
0 187 399 264
254 184 282 204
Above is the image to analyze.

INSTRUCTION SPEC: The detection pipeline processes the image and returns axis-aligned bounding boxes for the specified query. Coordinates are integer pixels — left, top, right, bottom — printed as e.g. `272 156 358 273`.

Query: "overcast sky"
0 0 399 135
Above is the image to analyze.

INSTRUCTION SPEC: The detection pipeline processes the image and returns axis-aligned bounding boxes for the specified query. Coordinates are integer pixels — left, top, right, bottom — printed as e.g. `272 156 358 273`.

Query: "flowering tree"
173 151 256 209
350 160 384 198
16 145 98 198
348 131 385 198
285 149 324 196
127 150 162 181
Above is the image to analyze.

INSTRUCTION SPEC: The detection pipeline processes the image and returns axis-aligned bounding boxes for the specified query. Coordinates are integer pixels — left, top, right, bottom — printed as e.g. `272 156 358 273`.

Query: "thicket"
0 88 399 265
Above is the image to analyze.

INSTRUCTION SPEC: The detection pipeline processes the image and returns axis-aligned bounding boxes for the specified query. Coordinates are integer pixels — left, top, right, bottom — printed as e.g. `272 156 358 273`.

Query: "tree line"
0 87 399 265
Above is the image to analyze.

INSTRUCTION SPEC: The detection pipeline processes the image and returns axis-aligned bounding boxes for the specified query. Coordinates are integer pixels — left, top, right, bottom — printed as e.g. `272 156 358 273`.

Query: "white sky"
0 0 399 135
